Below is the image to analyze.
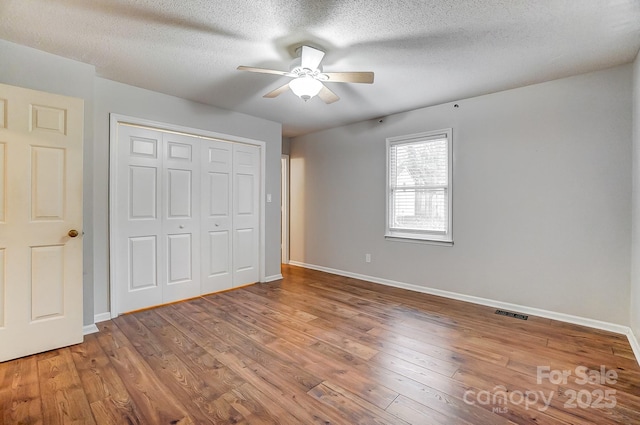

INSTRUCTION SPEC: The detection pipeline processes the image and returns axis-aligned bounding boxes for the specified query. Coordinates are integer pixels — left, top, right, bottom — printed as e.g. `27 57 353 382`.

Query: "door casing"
281 155 289 264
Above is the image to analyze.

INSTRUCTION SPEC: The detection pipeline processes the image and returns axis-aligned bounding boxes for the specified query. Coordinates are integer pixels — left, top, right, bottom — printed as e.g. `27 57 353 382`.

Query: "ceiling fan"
237 45 374 104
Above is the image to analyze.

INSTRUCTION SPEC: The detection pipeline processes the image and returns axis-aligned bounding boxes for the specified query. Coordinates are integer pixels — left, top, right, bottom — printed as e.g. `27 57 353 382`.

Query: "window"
386 129 452 243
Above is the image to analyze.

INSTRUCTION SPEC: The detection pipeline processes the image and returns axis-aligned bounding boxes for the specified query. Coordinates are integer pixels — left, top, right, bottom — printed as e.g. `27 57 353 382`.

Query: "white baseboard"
94 312 112 323
628 329 640 363
289 261 639 365
263 274 284 283
83 324 99 335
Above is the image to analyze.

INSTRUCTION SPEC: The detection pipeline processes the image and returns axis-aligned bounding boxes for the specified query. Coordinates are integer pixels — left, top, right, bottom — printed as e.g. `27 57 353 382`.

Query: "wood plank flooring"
2 264 640 424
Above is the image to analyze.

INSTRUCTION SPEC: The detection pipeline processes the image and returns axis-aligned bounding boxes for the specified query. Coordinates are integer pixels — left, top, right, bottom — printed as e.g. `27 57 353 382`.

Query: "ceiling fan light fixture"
289 76 323 101
237 45 372 104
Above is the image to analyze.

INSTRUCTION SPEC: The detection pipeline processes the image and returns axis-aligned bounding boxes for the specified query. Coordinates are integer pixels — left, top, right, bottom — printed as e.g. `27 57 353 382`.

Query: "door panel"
0 99 6 128
167 169 192 217
201 140 233 293
167 233 192 283
167 141 192 160
0 249 4 327
31 245 65 320
236 174 254 214
31 146 65 220
233 143 260 286
0 143 5 222
130 166 158 219
131 136 158 157
209 173 229 216
162 133 200 303
235 228 254 271
207 231 229 276
129 236 158 290
0 83 83 362
116 125 163 312
30 104 67 134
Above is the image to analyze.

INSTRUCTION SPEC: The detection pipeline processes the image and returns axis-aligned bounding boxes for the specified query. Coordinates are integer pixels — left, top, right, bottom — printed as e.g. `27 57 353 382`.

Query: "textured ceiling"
1 0 639 137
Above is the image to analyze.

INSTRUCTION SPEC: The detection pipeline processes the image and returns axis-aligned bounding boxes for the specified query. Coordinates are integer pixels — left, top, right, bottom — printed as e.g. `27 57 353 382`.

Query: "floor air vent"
495 310 528 320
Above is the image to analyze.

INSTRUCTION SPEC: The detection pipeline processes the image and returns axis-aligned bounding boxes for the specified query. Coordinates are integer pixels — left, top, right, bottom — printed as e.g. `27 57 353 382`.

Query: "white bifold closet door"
115 124 259 314
201 140 260 292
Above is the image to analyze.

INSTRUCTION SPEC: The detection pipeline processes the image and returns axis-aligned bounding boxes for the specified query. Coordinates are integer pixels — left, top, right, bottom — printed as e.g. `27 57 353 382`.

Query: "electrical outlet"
365 253 371 263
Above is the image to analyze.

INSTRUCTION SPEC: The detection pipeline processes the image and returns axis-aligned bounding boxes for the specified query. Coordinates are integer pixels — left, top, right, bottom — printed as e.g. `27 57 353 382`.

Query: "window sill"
385 234 454 246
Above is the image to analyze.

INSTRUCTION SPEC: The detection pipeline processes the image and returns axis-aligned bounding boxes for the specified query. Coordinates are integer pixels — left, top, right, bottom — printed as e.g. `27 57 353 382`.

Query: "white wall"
631 51 640 338
93 78 282 316
0 39 96 326
291 65 633 325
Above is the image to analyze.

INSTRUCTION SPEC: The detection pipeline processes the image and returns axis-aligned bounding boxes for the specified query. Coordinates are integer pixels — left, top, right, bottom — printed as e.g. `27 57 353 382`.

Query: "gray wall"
291 65 632 325
632 51 640 338
0 39 96 325
282 137 291 155
93 78 282 316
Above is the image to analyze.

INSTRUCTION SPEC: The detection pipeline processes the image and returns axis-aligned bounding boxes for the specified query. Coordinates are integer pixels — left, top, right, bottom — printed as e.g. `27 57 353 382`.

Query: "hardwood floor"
2 264 639 424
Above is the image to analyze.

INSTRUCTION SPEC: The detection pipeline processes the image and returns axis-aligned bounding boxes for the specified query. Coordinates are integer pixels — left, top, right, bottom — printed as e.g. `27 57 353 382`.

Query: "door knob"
68 229 79 238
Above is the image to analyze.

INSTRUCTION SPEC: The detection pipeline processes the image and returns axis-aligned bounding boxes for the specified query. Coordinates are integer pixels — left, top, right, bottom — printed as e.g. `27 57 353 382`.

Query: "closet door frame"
108 114 267 318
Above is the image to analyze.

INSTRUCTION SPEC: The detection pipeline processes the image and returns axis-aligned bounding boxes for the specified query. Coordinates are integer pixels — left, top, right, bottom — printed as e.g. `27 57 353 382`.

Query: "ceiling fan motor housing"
289 58 326 79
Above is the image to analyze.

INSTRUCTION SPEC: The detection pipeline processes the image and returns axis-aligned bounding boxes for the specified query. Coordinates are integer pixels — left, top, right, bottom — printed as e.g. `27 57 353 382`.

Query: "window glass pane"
392 139 447 187
391 188 447 232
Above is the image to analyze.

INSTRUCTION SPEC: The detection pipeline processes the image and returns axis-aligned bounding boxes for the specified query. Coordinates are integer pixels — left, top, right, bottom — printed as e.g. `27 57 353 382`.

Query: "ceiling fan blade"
263 83 290 98
323 72 374 84
317 85 339 104
237 66 289 76
300 45 325 70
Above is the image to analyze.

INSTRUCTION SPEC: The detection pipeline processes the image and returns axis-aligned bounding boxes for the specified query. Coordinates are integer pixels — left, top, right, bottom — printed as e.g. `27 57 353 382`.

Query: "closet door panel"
201 140 233 293
116 126 164 313
232 143 260 286
162 133 200 303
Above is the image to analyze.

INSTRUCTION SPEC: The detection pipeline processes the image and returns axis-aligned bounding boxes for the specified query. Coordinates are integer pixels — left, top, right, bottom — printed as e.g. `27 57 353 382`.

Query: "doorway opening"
281 155 289 264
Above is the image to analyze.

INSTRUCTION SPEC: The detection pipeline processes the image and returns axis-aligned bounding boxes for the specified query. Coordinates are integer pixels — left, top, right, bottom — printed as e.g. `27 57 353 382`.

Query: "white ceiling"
1 0 639 137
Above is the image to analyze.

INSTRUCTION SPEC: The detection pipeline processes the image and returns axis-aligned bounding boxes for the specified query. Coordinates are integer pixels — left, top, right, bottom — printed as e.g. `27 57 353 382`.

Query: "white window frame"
385 128 453 245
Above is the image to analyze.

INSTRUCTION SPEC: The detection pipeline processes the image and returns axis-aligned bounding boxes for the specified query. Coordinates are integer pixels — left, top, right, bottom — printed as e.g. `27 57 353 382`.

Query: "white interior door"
0 83 84 362
233 143 260 286
201 139 233 293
